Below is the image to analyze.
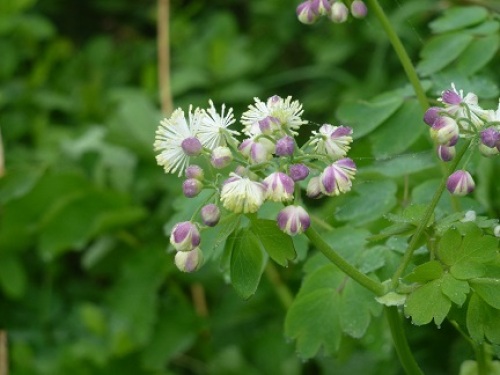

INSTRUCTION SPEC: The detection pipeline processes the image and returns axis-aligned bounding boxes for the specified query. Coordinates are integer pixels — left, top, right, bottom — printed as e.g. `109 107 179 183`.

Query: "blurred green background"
1 0 499 374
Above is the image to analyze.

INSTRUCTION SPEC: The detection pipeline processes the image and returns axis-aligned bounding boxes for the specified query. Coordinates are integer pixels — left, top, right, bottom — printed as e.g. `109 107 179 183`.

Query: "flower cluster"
155 95 357 272
296 0 367 25
423 83 500 196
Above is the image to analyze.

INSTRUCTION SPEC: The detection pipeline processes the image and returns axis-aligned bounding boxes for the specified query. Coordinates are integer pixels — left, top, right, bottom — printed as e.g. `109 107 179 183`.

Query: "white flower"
310 124 353 160
198 100 239 150
154 107 203 176
439 83 487 130
241 95 307 136
220 173 265 213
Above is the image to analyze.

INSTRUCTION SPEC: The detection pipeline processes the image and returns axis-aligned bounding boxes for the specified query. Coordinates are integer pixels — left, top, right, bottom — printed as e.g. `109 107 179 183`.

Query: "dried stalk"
157 0 173 115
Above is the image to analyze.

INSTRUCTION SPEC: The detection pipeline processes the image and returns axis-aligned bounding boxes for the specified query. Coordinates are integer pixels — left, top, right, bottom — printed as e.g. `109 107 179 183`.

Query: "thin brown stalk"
0 330 7 375
0 128 5 178
157 0 173 115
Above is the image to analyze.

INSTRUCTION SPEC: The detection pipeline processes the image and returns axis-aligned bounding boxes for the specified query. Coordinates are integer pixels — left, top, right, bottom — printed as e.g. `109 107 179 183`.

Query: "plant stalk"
157 0 173 114
365 0 429 110
0 330 7 375
305 227 385 296
265 263 294 309
385 307 424 375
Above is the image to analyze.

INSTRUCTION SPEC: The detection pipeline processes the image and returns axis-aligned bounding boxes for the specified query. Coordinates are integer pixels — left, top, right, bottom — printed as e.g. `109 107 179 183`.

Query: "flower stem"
365 0 429 111
391 140 472 288
474 342 492 375
385 306 424 375
264 262 294 309
157 0 173 114
305 226 385 296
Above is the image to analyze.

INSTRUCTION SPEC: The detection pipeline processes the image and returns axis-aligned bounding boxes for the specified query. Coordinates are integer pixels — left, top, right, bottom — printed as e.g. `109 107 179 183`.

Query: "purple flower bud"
185 165 204 180
275 136 295 156
170 221 200 252
329 2 349 23
175 247 203 272
436 145 456 162
311 0 332 16
211 146 233 169
351 0 367 18
267 95 282 106
430 117 459 146
296 0 319 24
200 204 221 227
239 138 273 164
181 137 202 156
480 127 500 148
183 178 203 198
306 176 323 199
263 172 295 202
423 107 441 126
320 158 356 196
258 116 281 134
277 205 311 236
441 89 462 105
289 163 310 181
446 170 475 196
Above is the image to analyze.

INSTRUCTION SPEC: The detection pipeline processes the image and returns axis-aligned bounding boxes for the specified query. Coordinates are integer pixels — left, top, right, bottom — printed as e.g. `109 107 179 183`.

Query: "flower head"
154 107 203 176
198 100 239 150
310 124 352 160
277 205 311 236
319 158 357 196
439 83 486 128
446 170 475 196
263 172 295 202
220 173 265 213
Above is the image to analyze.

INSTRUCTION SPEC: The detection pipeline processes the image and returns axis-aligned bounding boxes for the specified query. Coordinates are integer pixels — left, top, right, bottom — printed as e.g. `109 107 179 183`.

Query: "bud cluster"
423 83 500 196
155 95 357 272
296 0 367 25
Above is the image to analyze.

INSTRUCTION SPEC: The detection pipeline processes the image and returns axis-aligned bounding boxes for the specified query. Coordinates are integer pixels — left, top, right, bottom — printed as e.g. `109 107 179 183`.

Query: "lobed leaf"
250 219 296 267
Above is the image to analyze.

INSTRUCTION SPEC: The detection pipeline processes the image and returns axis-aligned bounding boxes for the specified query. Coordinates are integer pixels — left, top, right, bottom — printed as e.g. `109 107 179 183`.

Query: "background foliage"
0 0 499 374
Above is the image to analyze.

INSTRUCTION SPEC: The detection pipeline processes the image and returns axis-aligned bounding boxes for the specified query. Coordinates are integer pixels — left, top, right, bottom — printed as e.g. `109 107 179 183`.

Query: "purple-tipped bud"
181 137 202 156
320 158 356 196
277 205 311 236
441 89 462 105
239 138 273 164
430 117 459 146
185 165 204 180
175 247 203 272
201 204 221 227
289 163 310 181
296 0 319 24
258 116 281 134
183 178 203 198
329 2 349 23
437 145 456 162
480 128 500 148
446 170 475 196
211 146 233 169
306 176 323 199
275 136 295 156
311 0 332 16
423 107 441 126
170 221 201 252
351 0 367 18
263 172 295 202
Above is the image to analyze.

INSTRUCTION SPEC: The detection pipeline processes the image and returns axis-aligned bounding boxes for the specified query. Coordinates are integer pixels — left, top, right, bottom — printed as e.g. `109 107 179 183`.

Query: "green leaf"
250 219 296 267
375 292 406 307
441 273 470 307
0 256 27 298
453 34 500 75
369 100 425 159
437 225 498 280
336 91 404 139
230 228 266 299
361 152 436 177
0 166 44 204
404 261 443 283
429 6 488 33
404 279 451 325
470 278 500 309
467 293 500 344
417 33 474 76
201 213 241 261
335 180 397 225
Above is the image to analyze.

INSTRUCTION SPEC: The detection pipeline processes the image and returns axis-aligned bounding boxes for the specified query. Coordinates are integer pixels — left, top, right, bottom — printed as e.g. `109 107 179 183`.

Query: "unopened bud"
446 170 475 196
175 247 203 272
170 221 200 252
201 204 221 227
329 2 349 23
211 146 233 169
351 0 367 18
183 178 203 198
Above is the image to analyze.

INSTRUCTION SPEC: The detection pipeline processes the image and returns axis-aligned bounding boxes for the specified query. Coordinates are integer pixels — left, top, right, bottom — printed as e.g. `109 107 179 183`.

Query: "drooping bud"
200 204 221 227
306 176 323 199
275 136 295 156
263 172 295 202
289 163 310 181
181 137 203 156
430 117 459 146
258 116 281 134
211 146 233 169
436 145 456 162
423 107 441 126
329 2 349 23
319 158 356 196
296 0 319 24
182 178 203 198
239 138 274 164
446 170 475 196
170 221 201 252
311 0 332 16
175 247 203 272
351 0 367 18
185 165 204 180
277 205 311 236
480 127 500 148
478 143 500 157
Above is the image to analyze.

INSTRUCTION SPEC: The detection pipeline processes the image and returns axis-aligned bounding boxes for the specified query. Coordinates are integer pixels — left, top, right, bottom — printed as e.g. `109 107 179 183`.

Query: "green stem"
474 342 491 375
264 263 294 309
385 306 425 375
365 0 429 110
305 227 385 296
391 140 472 288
